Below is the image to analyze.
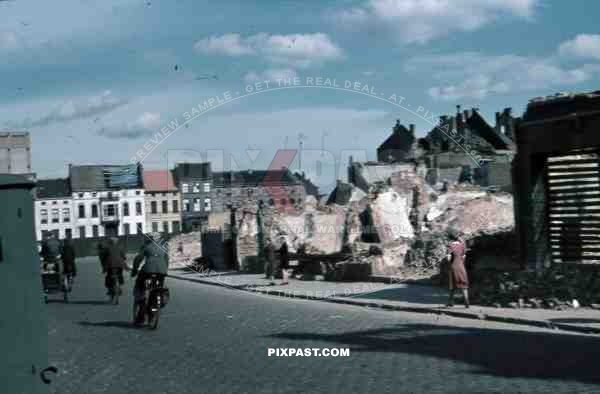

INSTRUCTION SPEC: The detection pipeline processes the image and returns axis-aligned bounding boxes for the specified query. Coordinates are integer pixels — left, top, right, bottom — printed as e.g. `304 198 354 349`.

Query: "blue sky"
1 0 600 192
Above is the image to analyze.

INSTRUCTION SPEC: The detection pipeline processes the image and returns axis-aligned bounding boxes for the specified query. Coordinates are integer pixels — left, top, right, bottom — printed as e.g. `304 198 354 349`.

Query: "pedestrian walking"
104 237 127 295
263 237 279 285
279 237 290 285
60 238 77 292
446 231 469 308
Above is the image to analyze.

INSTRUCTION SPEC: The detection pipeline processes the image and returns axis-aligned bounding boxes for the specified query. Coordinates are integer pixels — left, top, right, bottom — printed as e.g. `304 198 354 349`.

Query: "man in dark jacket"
131 233 169 325
104 237 127 295
60 238 77 292
41 233 61 272
263 237 280 285
279 237 290 285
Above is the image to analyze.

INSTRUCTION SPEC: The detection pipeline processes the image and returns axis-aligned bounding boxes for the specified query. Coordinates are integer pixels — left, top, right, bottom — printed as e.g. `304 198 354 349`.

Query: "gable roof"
467 111 514 150
36 178 70 199
143 170 177 192
426 110 513 152
377 121 415 154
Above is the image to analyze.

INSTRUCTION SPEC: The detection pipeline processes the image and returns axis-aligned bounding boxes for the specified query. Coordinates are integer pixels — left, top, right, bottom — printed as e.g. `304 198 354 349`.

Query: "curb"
168 273 600 335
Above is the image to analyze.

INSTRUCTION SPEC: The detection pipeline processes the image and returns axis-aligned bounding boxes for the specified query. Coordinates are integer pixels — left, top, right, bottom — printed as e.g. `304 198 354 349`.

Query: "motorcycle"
133 274 169 330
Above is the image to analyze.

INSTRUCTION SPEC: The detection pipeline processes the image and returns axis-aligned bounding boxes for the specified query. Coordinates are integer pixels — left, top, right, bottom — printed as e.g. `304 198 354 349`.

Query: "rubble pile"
472 264 600 309
234 164 517 281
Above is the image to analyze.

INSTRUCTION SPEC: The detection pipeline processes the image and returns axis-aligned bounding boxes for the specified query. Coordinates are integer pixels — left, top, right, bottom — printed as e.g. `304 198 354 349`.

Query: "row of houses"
34 162 312 241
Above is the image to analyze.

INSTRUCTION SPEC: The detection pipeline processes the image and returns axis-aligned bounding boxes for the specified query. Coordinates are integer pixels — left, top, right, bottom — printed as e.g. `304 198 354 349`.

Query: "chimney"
503 107 512 117
495 111 501 125
394 119 401 134
456 105 461 115
409 124 415 135
464 109 470 119
440 115 448 123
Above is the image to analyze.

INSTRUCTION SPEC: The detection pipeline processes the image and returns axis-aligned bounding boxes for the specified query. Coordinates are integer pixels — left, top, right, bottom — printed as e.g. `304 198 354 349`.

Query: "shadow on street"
78 321 137 330
268 323 600 385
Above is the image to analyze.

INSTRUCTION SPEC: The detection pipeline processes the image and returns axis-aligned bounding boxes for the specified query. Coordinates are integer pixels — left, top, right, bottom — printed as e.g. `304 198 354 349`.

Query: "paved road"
47 258 600 394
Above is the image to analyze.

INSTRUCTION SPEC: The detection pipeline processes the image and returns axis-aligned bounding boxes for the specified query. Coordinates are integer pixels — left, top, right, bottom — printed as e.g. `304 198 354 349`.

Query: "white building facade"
34 178 74 241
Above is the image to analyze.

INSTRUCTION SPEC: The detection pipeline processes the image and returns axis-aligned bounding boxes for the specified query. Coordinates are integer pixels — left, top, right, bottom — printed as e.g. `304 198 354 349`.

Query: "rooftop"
35 178 70 199
143 170 177 192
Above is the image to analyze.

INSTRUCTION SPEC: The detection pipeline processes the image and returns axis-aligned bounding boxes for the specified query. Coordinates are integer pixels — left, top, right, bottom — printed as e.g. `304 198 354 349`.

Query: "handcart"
42 259 69 303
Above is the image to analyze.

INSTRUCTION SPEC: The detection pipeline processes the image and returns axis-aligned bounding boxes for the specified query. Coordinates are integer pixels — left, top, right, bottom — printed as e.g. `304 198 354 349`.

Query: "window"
78 204 85 218
79 226 86 238
184 199 190 212
92 225 99 237
136 190 141 195
92 192 97 197
65 229 72 239
172 200 179 213
123 202 130 216
163 221 169 233
62 208 70 222
103 204 116 217
162 192 167 197
91 204 98 218
41 201 46 206
136 223 143 234
40 209 48 224
152 222 159 232
162 200 168 214
124 223 130 235
78 193 84 198
280 198 287 206
193 183 200 193
52 201 57 205
182 183 189 193
204 198 211 212
136 201 142 215
173 192 177 196
151 201 158 214
172 221 180 233
204 183 210 193
63 200 69 205
193 198 201 212
290 198 296 205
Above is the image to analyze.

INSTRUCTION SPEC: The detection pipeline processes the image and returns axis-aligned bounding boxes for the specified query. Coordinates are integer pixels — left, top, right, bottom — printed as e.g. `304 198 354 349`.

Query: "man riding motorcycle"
131 233 169 326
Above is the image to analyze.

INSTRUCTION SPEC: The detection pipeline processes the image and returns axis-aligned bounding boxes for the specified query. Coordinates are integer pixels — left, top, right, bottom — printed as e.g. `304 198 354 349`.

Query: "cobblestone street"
47 259 600 394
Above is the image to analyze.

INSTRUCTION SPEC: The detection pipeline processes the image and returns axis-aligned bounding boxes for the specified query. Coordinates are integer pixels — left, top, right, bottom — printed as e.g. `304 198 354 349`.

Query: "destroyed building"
210 169 305 214
513 91 600 269
376 120 416 163
421 105 516 191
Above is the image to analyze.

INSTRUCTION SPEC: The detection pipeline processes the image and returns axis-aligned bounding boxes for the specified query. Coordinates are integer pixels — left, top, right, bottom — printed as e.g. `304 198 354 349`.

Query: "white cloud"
559 34 600 61
0 32 18 50
335 0 539 44
194 33 343 68
243 68 298 83
98 111 161 139
407 52 594 101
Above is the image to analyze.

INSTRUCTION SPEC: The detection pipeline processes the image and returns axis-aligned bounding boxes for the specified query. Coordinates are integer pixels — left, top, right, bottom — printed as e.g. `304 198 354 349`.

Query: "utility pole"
298 132 307 173
321 131 328 157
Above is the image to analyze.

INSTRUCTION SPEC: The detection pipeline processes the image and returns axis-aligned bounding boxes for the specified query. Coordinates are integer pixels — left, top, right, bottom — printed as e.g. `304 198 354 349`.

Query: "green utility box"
0 175 49 394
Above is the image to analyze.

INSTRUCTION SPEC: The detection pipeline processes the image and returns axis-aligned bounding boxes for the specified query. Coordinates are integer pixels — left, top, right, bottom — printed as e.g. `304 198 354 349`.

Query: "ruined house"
376 120 416 163
422 105 516 190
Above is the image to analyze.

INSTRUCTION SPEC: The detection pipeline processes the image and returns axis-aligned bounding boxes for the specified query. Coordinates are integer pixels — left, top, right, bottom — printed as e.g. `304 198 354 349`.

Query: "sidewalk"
168 269 600 335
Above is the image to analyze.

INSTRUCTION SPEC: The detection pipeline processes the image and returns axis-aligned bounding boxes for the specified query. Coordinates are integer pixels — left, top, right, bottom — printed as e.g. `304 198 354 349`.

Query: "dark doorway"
104 223 119 238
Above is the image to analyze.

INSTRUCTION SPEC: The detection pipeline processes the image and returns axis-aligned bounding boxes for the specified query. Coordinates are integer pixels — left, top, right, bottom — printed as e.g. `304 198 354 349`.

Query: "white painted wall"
34 197 74 241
